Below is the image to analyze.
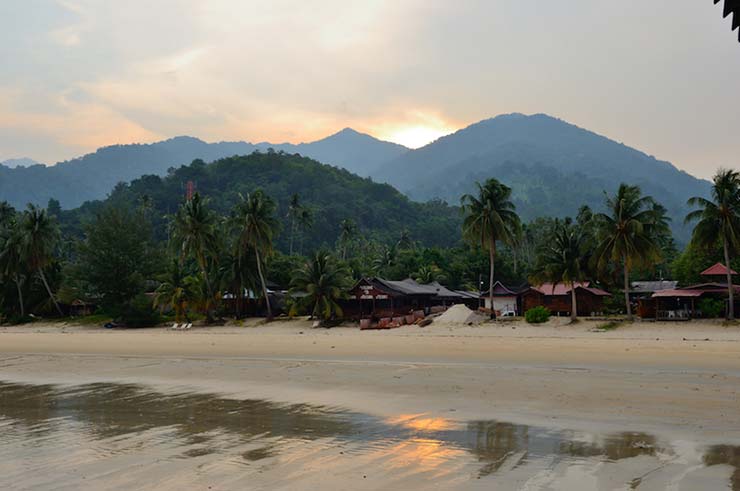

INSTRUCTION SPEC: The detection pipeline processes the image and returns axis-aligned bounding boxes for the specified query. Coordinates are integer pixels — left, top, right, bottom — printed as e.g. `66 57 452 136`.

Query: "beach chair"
170 323 181 330
184 323 192 330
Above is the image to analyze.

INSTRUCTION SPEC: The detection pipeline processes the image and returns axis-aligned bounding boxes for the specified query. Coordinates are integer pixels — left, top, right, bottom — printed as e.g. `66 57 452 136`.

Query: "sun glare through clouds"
382 125 455 149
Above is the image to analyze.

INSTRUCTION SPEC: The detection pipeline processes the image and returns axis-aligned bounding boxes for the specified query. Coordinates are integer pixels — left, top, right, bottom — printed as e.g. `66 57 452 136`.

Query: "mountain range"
0 129 408 210
0 158 44 169
0 113 711 242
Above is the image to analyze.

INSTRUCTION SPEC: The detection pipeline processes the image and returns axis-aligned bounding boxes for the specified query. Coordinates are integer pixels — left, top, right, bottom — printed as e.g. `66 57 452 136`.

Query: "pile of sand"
436 304 484 324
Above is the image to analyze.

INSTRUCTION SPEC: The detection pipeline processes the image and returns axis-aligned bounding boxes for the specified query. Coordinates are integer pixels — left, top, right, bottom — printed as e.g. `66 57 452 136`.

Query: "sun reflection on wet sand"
0 381 739 490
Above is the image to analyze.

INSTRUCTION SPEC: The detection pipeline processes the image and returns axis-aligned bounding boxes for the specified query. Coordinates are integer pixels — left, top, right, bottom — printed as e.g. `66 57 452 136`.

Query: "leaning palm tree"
171 193 219 321
232 190 279 320
593 184 663 319
338 219 357 260
289 250 350 324
532 219 588 321
19 204 63 316
397 228 414 251
461 179 521 318
686 169 740 319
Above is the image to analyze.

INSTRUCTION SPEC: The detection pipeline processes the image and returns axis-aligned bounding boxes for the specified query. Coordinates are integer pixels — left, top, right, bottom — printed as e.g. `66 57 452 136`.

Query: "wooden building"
521 282 610 317
480 281 520 315
345 277 475 321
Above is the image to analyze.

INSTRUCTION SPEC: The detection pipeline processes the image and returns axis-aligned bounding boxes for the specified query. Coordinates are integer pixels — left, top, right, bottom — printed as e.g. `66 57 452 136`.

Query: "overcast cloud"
0 0 738 178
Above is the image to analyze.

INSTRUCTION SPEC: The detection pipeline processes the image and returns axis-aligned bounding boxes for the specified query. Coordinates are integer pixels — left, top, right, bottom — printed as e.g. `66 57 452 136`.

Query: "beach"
2 318 740 489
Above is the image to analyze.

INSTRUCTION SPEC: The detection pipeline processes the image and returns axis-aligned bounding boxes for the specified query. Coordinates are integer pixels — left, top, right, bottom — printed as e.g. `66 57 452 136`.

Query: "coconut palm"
532 219 588 321
461 179 521 319
232 190 279 320
373 244 397 277
686 169 740 319
412 264 446 284
0 219 26 317
397 228 414 250
287 193 301 255
297 206 313 256
593 184 663 319
289 250 350 323
19 204 63 316
154 260 195 323
338 219 357 260
171 193 219 321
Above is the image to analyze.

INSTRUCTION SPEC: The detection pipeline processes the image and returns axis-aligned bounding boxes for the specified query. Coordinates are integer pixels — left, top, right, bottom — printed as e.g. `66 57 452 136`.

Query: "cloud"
0 0 738 177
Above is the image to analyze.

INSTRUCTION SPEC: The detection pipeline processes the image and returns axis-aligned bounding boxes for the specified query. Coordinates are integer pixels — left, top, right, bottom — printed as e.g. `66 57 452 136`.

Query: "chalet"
480 281 520 315
642 263 740 319
521 282 610 317
346 277 475 321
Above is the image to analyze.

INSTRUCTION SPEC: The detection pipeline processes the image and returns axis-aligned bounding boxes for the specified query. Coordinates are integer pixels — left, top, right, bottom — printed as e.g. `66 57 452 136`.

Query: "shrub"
121 293 161 328
698 298 724 318
525 306 550 324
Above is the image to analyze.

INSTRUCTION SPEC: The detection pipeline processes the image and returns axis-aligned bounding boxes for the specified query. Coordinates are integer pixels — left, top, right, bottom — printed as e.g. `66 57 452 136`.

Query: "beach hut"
521 282 610 317
480 281 520 315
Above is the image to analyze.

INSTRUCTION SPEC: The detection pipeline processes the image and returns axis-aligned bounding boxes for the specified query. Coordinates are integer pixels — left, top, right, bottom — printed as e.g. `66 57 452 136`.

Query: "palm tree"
412 264 446 284
686 169 740 319
461 179 521 319
397 228 414 250
19 204 63 316
297 206 313 256
154 260 196 323
232 190 279 320
338 219 357 260
373 244 397 277
532 219 588 321
0 218 26 317
172 193 218 321
593 184 663 319
289 250 350 323
287 194 301 255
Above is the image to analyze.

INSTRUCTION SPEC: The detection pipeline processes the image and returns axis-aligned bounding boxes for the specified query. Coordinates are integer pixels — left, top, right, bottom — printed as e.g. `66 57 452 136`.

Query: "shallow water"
0 381 737 490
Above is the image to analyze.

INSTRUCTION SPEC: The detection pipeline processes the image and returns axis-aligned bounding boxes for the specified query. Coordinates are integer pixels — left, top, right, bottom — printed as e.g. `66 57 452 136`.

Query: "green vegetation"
525 306 550 324
2 148 740 326
531 219 589 321
698 298 724 318
685 169 740 320
593 184 669 319
462 178 521 319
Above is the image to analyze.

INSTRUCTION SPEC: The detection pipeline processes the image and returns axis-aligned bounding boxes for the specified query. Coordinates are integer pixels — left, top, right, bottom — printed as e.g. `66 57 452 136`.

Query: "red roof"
700 262 738 276
529 282 609 297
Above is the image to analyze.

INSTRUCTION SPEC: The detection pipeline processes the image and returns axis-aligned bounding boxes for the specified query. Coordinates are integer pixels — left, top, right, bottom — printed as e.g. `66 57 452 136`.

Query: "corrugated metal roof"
530 282 589 296
652 289 705 298
631 280 678 293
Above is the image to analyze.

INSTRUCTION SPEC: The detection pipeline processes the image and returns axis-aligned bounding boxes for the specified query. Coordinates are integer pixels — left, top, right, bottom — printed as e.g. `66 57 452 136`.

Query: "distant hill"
0 130 407 209
0 157 44 169
372 113 711 242
61 152 461 251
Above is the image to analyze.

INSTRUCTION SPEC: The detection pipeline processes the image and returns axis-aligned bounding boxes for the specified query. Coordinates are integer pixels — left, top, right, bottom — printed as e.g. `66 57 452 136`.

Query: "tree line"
1 168 739 325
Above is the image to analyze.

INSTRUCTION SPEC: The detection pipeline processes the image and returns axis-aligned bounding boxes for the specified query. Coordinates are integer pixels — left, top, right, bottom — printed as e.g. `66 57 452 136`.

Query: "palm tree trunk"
199 257 214 323
289 218 295 255
723 236 735 320
255 248 272 320
570 284 577 321
623 257 632 320
38 268 63 317
489 237 496 320
15 276 24 317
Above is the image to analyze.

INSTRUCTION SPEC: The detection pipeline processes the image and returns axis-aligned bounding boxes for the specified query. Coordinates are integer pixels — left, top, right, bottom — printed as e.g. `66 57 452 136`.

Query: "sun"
385 125 454 149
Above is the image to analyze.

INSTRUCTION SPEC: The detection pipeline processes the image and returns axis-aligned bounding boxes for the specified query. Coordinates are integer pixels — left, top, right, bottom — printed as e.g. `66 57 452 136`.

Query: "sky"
0 0 738 179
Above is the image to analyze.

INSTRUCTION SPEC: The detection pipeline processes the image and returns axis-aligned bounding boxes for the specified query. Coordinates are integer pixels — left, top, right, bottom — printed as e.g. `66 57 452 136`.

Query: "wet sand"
1 318 740 489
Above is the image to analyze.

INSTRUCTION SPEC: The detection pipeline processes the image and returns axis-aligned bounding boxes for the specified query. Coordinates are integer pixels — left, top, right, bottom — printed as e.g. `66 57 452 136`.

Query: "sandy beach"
2 318 740 489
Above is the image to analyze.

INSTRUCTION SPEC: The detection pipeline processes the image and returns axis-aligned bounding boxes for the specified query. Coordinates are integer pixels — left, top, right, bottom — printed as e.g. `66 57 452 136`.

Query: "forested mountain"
0 158 43 168
372 113 711 242
0 130 407 209
60 151 461 251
